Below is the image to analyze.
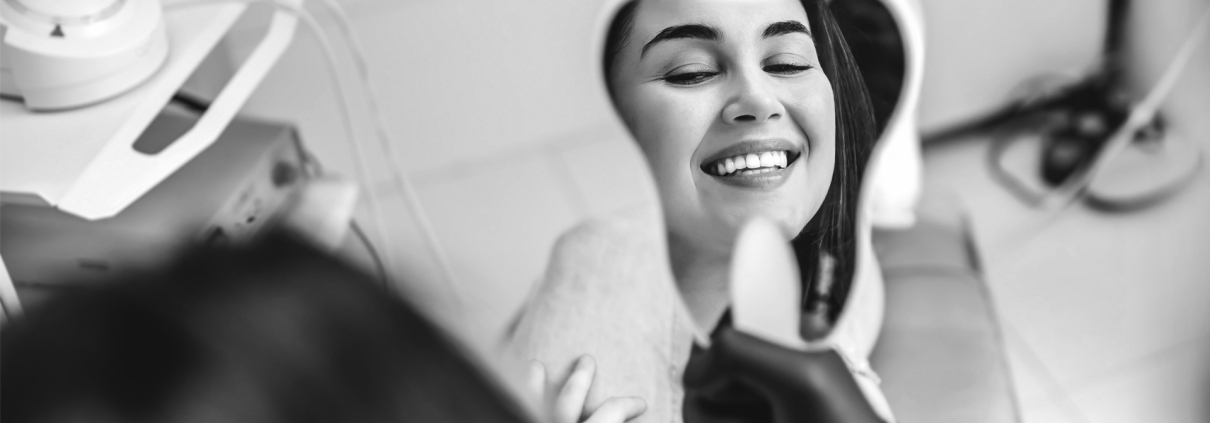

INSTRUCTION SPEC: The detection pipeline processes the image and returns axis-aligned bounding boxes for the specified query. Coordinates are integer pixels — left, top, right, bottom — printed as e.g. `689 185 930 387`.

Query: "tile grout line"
1058 335 1210 397
1002 323 1096 423
543 147 593 219
404 122 620 187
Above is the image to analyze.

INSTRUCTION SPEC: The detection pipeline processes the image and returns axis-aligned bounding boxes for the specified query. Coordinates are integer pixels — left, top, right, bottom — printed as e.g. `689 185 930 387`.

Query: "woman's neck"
668 233 731 334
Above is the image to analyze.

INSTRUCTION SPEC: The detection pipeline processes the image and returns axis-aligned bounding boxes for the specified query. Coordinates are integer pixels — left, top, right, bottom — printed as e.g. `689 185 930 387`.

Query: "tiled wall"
220 0 658 345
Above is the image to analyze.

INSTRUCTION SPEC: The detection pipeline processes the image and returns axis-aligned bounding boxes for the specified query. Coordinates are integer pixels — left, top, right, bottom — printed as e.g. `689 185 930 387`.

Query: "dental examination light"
0 0 169 110
1 0 301 316
1 0 459 315
2 1 298 219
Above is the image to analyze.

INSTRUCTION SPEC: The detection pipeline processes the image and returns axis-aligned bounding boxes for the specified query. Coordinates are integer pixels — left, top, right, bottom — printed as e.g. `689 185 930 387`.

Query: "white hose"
164 0 463 306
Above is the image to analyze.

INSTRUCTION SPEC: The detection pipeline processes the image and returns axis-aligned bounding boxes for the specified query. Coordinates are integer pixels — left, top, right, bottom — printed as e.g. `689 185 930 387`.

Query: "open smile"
698 139 804 189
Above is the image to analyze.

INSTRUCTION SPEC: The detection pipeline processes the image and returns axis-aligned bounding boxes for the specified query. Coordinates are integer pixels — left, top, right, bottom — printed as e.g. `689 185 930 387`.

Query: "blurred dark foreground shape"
2 233 532 423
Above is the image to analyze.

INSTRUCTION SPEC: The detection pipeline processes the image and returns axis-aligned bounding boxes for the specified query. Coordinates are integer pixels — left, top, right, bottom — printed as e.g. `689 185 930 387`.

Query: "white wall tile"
550 124 660 219
229 0 624 179
349 181 466 327
411 151 586 344
349 0 620 175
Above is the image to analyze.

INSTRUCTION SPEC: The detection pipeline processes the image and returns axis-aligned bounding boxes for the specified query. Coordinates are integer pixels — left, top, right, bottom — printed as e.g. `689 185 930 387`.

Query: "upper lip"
699 138 803 167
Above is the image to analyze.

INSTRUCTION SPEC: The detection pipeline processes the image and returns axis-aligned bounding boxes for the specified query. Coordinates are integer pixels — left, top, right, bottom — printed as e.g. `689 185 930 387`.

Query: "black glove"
682 323 883 423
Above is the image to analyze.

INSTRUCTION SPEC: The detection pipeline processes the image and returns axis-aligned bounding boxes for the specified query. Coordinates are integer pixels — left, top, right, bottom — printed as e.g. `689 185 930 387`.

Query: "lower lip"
707 163 796 190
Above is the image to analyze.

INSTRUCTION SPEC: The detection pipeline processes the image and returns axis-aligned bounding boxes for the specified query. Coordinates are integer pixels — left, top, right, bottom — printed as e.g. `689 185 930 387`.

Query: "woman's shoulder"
506 206 684 423
536 207 671 309
549 206 665 266
536 206 671 294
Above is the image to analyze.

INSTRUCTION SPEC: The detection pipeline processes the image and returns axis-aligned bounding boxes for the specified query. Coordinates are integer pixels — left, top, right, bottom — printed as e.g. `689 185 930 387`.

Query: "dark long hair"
2 234 531 423
603 0 876 322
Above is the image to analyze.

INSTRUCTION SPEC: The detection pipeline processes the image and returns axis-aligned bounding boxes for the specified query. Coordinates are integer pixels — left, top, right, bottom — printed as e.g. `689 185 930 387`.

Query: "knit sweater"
506 206 891 423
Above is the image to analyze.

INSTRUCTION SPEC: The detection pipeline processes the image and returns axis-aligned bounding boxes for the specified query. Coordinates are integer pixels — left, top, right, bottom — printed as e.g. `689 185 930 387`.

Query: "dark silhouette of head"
3 234 532 423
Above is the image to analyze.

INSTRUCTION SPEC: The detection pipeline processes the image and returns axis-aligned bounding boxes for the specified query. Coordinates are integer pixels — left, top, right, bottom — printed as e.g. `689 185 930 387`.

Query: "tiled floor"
919 18 1210 419
1071 339 1210 423
924 135 1210 422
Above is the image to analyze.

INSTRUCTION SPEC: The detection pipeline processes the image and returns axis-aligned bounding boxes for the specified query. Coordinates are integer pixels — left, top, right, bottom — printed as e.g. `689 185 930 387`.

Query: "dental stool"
869 190 1020 423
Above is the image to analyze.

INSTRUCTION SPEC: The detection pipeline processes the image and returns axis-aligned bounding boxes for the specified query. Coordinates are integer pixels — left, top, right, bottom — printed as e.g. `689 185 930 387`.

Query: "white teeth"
711 150 792 176
759 152 775 168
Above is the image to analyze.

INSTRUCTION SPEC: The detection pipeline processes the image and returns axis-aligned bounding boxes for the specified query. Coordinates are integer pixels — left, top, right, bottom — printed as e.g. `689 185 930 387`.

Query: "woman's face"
610 0 836 255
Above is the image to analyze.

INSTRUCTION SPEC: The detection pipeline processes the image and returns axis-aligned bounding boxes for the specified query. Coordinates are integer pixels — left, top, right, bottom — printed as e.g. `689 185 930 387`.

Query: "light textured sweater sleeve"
505 210 889 423
506 211 694 423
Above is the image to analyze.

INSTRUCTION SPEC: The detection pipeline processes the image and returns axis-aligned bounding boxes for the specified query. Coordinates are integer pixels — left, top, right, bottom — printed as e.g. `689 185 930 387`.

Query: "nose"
722 72 785 124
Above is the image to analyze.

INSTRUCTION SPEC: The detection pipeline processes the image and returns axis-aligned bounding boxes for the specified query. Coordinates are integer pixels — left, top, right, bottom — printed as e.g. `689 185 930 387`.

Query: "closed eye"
763 63 812 75
664 71 719 85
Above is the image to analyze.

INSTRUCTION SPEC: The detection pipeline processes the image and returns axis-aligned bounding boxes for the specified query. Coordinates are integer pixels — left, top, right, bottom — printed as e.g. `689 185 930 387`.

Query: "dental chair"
869 190 1019 423
837 0 1021 421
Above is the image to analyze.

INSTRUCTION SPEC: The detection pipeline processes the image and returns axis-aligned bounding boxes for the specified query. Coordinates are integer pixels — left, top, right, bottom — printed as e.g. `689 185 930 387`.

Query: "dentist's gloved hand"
682 325 883 423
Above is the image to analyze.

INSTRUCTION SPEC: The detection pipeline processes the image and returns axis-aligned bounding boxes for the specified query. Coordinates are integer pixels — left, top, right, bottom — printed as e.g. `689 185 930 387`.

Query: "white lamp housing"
0 0 168 110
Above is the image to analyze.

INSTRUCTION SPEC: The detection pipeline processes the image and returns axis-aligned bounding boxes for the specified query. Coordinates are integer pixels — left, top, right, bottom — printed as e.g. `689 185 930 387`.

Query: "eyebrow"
641 24 720 57
762 20 811 39
640 20 812 58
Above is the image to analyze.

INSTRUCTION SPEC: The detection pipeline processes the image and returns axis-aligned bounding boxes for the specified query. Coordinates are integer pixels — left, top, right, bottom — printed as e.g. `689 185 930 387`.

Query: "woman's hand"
529 355 647 423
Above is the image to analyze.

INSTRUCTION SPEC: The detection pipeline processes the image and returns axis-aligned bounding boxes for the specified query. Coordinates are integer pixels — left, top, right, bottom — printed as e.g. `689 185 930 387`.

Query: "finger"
554 355 595 423
584 397 647 423
528 360 547 398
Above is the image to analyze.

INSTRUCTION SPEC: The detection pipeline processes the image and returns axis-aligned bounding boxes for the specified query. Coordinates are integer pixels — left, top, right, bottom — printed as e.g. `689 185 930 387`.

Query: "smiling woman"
507 0 883 422
606 0 875 344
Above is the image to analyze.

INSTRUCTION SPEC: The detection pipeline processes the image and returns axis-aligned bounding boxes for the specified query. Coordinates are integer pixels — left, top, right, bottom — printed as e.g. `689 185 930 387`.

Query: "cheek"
787 79 837 215
788 77 836 154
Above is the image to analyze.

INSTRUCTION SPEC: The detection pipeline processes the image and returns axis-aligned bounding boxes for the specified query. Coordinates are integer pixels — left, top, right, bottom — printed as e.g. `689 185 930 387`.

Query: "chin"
710 198 813 242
